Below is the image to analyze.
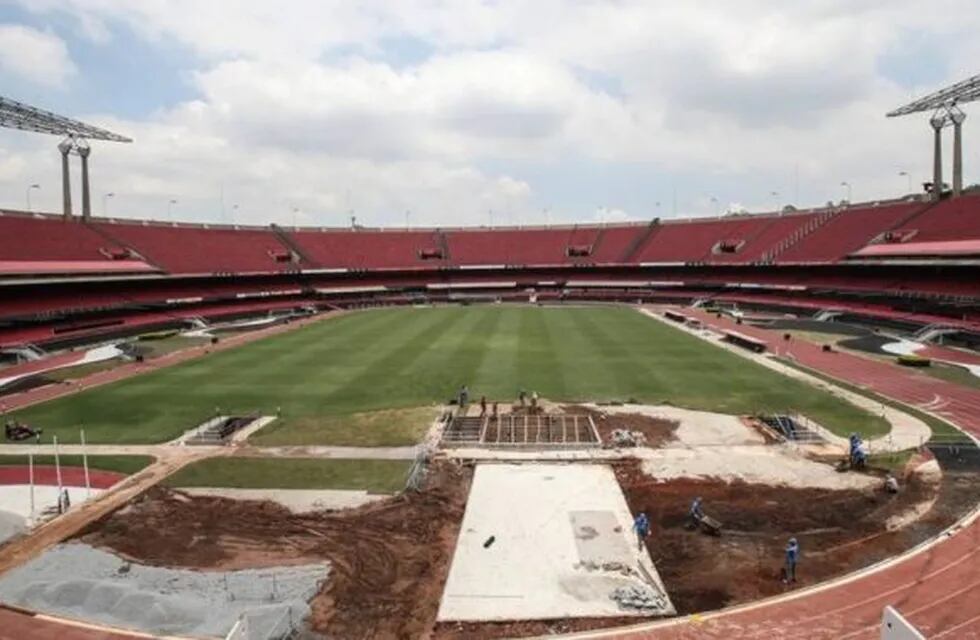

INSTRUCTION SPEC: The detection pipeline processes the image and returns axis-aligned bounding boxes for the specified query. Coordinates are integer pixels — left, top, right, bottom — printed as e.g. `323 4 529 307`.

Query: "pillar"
952 112 966 198
58 138 73 219
78 144 92 219
930 116 945 201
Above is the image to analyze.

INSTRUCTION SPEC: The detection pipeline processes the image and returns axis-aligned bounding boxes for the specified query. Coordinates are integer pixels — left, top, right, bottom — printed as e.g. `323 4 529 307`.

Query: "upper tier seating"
1 197 973 276
94 222 297 274
776 203 922 263
895 196 980 242
634 216 771 263
708 214 817 263
447 229 570 266
0 212 120 261
289 230 443 269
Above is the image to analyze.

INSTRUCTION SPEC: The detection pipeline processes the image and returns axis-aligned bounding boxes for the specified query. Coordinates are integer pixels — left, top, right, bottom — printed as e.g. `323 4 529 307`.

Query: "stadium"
0 10 979 640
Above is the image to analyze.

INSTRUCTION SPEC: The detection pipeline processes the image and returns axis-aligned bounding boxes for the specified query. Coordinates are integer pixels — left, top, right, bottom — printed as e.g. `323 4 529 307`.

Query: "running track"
573 307 980 639
680 308 980 435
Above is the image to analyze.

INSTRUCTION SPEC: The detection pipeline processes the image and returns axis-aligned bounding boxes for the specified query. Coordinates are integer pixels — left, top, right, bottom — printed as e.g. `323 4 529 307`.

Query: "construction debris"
608 429 646 448
610 584 669 613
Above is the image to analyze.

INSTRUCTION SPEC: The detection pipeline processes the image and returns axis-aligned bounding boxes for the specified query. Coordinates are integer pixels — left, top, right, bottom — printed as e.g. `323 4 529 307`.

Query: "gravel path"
0 542 328 638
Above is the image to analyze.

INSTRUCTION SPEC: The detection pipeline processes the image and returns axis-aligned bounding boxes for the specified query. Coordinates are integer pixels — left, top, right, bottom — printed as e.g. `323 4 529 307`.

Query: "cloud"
0 24 76 87
2 1 980 223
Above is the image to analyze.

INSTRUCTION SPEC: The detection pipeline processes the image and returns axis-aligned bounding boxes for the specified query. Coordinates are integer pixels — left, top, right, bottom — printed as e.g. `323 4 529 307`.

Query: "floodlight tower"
58 137 74 218
888 73 980 200
0 95 131 218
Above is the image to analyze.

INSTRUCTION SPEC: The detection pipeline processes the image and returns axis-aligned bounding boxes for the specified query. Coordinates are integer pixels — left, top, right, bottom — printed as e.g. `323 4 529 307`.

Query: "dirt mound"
79 460 472 640
563 404 678 447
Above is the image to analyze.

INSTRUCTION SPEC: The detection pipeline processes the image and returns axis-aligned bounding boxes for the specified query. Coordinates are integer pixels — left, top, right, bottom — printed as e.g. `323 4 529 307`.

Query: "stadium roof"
0 95 131 142
887 73 980 117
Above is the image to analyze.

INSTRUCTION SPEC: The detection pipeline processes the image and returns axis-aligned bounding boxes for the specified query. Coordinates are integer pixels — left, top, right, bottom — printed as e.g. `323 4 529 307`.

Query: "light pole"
102 192 114 217
292 206 299 227
25 183 40 212
405 209 411 228
168 199 177 220
709 196 719 216
840 181 851 203
898 171 912 193
770 191 780 211
231 204 239 223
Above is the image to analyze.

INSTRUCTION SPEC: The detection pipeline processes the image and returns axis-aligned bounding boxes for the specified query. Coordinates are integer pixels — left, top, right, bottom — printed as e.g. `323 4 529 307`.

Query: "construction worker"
848 433 867 468
458 385 469 407
479 396 487 417
884 473 899 494
633 512 651 551
688 497 705 529
530 391 539 412
783 537 800 584
518 389 527 408
491 402 499 420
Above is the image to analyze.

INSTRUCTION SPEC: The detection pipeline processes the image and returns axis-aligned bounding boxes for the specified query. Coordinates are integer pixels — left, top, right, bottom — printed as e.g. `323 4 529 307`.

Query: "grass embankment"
252 406 439 447
923 362 980 391
165 457 411 493
0 455 153 475
12 306 886 444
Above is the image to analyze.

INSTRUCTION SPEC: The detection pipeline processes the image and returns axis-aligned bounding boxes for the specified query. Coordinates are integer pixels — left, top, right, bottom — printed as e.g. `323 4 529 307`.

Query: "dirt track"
79 460 471 640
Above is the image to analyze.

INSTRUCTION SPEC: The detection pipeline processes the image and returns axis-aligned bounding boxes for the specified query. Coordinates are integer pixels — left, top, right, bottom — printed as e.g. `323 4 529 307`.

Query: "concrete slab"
437 463 674 622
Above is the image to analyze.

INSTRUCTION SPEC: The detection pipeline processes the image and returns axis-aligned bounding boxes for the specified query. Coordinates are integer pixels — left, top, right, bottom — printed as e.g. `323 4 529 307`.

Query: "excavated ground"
78 460 471 640
562 404 679 447
70 449 976 640
432 455 976 640
616 458 977 614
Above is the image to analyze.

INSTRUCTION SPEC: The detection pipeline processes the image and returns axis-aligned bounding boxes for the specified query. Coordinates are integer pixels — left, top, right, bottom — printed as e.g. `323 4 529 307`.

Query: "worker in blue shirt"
689 497 704 528
784 537 800 584
633 512 650 551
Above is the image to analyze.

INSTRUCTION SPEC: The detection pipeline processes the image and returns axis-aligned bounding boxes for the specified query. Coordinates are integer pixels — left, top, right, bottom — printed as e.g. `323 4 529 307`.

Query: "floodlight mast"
887 73 980 199
0 95 132 219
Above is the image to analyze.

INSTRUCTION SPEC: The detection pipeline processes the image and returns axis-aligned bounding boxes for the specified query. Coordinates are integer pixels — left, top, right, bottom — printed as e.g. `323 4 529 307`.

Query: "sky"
0 1 978 228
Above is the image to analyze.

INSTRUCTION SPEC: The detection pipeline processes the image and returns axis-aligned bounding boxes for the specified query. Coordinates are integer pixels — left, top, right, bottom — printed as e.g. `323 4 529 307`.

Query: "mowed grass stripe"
11 305 888 444
560 307 646 400
514 306 565 398
469 306 521 396
315 306 471 410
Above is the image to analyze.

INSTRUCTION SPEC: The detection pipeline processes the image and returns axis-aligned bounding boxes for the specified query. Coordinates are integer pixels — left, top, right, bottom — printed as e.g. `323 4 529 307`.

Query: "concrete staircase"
437 230 451 262
620 220 661 262
270 224 317 267
761 209 841 263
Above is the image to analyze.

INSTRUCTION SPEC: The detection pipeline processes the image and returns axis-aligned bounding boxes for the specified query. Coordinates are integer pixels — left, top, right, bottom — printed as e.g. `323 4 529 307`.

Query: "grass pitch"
12 305 887 444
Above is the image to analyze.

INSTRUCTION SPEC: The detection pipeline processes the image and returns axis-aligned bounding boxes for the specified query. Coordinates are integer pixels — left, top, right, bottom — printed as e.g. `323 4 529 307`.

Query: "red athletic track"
579 307 980 640
0 607 140 639
0 351 87 384
679 307 980 434
919 345 980 368
0 466 124 490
